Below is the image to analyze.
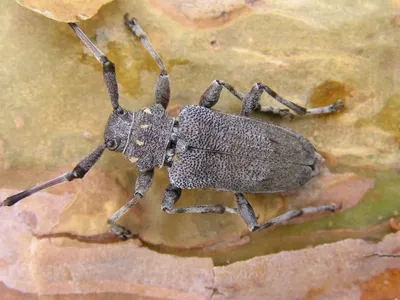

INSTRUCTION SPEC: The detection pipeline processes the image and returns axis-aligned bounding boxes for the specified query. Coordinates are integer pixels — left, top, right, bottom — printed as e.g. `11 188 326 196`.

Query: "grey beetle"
1 14 343 240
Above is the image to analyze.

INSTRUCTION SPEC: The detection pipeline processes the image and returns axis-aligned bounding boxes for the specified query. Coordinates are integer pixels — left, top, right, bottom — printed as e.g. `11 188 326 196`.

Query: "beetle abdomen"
169 106 317 193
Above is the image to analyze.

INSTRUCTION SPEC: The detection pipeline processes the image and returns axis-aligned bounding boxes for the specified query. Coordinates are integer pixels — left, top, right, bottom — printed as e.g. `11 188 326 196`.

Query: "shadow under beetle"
1 14 344 240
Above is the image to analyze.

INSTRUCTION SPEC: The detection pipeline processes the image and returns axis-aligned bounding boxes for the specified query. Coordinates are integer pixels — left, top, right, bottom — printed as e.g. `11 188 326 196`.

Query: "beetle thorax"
123 104 174 171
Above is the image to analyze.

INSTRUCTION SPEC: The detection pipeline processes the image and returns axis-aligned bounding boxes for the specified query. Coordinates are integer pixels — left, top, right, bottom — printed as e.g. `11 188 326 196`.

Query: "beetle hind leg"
236 193 341 232
256 204 341 232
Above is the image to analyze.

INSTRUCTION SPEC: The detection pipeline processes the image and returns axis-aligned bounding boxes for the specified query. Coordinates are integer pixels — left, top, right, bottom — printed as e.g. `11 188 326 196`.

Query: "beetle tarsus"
306 99 345 115
124 13 167 73
255 204 341 232
106 170 154 239
108 222 138 240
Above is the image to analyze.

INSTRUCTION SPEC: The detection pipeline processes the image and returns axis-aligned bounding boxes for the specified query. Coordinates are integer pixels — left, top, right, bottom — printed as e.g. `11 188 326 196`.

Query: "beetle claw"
123 14 133 25
333 100 345 112
124 13 138 27
278 109 295 120
109 223 138 240
327 203 342 212
284 111 295 120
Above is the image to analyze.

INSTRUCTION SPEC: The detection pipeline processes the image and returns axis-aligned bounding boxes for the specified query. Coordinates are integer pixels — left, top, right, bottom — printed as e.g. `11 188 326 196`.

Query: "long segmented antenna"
1 144 106 207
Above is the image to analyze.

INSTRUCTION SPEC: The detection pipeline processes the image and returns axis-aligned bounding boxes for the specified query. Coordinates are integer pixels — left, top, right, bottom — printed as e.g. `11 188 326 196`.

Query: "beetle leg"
199 80 293 118
107 195 142 240
124 13 166 73
154 71 170 109
199 80 223 108
107 169 154 240
257 106 294 119
242 82 344 117
235 193 260 231
241 83 303 117
124 14 170 109
199 80 244 108
255 204 341 232
69 23 120 110
241 83 266 116
236 192 341 232
161 184 238 215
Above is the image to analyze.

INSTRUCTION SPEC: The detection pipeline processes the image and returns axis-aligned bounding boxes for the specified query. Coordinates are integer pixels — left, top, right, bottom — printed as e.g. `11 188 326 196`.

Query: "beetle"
1 14 344 240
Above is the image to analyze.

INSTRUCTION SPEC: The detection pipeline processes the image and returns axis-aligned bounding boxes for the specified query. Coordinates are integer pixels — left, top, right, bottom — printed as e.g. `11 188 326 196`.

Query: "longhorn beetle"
1 14 344 240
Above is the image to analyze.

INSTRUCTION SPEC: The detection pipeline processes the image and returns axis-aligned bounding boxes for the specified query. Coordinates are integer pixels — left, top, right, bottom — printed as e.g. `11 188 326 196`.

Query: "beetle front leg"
124 13 166 73
235 193 341 232
154 71 170 109
124 13 170 109
69 24 120 111
107 169 154 240
161 184 238 215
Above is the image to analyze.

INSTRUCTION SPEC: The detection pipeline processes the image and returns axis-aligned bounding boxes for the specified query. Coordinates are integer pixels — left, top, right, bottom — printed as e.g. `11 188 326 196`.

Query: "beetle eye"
106 138 120 150
116 107 125 116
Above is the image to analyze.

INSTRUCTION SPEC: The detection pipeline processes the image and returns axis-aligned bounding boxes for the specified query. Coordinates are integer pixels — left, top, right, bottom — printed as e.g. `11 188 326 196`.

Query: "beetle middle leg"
241 82 343 117
124 13 170 109
200 80 299 118
161 184 238 215
107 169 154 240
200 80 295 118
235 193 341 232
199 80 343 118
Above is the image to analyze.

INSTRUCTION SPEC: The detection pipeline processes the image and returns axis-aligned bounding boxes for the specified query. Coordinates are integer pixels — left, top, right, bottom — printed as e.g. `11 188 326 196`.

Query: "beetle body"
106 104 322 194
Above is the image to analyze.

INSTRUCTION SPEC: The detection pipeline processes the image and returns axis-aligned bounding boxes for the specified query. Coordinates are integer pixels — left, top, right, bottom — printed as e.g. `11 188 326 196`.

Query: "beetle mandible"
1 14 344 240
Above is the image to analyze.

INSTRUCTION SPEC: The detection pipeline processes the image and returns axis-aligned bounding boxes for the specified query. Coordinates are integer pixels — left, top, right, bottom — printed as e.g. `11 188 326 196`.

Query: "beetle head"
104 106 134 153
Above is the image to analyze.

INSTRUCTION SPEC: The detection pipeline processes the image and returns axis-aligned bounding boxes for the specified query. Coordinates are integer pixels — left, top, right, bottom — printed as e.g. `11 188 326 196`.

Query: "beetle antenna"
1 144 106 207
69 23 120 110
